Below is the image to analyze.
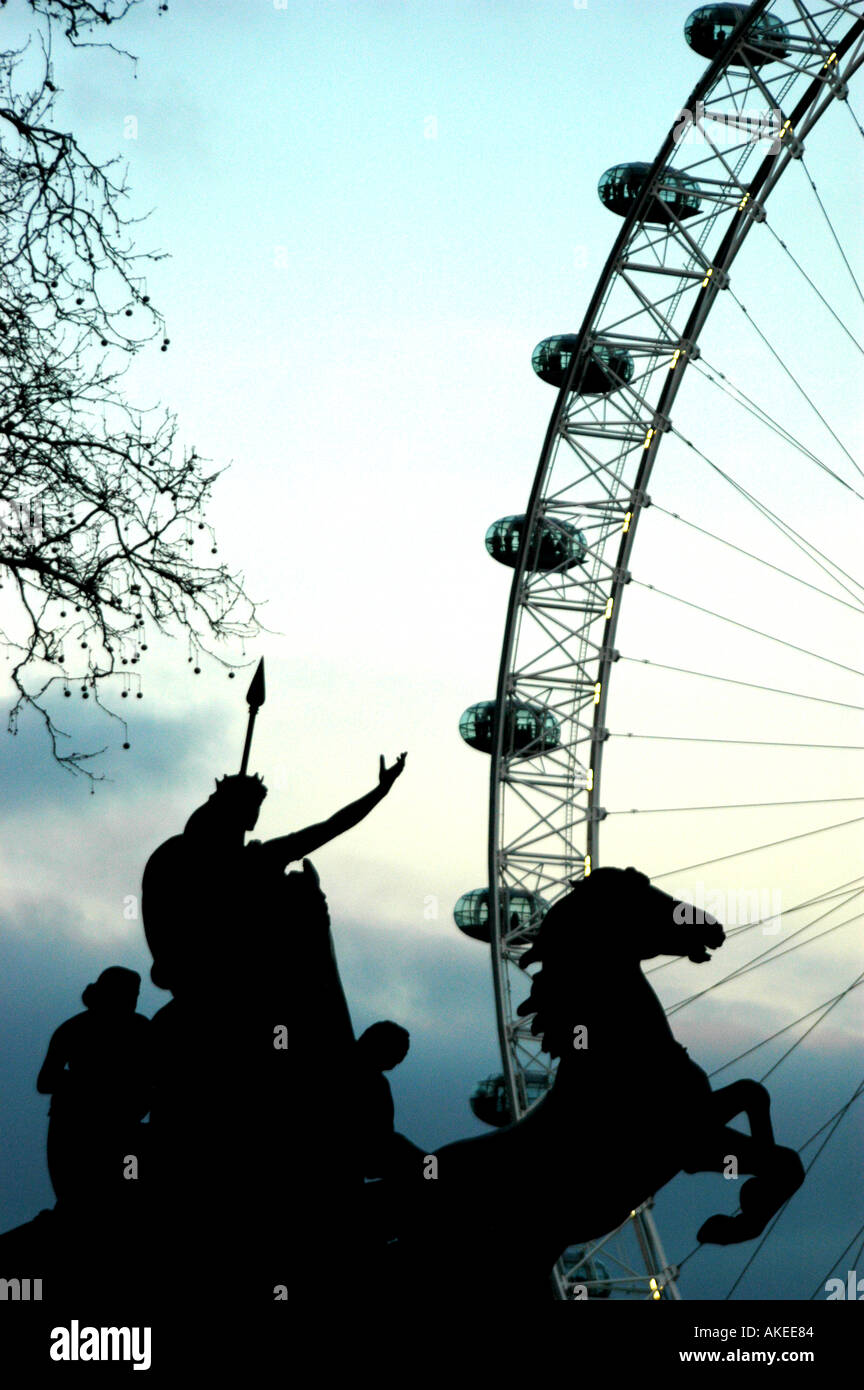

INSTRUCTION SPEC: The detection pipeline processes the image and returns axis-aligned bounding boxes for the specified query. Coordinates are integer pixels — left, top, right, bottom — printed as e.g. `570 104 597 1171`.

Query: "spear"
239 658 265 776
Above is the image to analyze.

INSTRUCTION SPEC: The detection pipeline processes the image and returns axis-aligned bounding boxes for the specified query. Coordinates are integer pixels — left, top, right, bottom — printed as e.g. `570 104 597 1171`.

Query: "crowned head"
184 772 268 839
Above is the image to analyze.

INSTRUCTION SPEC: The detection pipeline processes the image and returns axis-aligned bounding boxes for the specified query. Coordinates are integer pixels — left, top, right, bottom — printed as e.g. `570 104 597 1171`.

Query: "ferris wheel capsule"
598 162 702 223
458 698 561 755
531 336 635 392
684 4 791 66
469 1070 552 1127
485 514 587 572
454 886 550 943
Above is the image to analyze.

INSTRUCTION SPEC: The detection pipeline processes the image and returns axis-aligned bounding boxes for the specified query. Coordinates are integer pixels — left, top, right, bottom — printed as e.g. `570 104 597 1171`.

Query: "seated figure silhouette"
349 1022 426 1256
352 1022 409 1172
350 1022 424 1178
388 868 804 1300
36 967 150 1216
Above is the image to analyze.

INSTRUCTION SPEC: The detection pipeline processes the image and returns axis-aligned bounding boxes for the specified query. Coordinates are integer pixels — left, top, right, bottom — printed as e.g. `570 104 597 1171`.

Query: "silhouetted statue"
348 1021 427 1259
350 1021 425 1179
141 755 406 996
388 869 804 1300
36 967 150 1215
351 1022 409 1173
140 755 406 1298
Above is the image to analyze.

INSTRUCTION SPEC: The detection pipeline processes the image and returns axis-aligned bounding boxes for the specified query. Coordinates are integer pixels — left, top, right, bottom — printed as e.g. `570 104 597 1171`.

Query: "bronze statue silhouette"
347 1021 428 1261
36 967 150 1214
141 754 406 996
0 662 813 1318
137 661 408 1296
139 755 407 1231
140 856 352 1301
142 658 405 1001
350 1021 412 1178
387 868 804 1299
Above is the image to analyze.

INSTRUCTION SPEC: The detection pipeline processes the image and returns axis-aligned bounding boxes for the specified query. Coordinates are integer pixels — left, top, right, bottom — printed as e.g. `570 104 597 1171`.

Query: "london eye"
456 0 864 1300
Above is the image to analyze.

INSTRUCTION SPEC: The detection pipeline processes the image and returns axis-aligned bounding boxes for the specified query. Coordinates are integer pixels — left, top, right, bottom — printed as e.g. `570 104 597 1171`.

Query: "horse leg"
684 1126 804 1245
709 1078 774 1148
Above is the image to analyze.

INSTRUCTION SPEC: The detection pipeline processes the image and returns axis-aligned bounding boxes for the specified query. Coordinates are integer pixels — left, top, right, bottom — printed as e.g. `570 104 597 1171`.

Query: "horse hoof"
697 1213 763 1245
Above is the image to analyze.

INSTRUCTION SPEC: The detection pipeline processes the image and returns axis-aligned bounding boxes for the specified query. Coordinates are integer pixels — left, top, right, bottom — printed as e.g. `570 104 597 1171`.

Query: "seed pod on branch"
0 2 260 778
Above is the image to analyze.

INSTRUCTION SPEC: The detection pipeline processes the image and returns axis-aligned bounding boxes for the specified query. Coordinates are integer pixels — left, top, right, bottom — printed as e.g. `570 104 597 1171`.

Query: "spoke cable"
691 356 864 502
650 502 864 616
652 817 864 880
761 215 864 351
708 978 864 1078
647 874 864 977
724 1078 864 1299
613 731 864 751
844 94 864 140
631 577 864 677
799 154 864 309
621 654 864 712
727 286 863 480
757 968 864 1083
799 1082 864 1156
808 1220 864 1300
665 905 864 1015
674 1081 864 1290
611 795 864 816
670 430 864 604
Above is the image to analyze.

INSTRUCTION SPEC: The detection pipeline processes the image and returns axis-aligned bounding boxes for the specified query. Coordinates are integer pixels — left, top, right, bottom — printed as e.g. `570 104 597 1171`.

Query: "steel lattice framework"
483 0 864 1300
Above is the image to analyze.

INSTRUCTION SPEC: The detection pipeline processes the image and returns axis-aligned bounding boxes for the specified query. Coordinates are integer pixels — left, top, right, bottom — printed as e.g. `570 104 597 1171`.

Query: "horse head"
516 867 723 1058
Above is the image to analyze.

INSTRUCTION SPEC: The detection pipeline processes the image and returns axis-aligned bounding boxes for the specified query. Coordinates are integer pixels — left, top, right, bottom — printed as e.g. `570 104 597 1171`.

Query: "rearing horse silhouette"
390 868 804 1298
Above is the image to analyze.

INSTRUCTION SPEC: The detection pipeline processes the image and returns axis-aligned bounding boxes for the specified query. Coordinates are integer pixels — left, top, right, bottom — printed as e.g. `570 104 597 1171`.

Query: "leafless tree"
0 0 259 776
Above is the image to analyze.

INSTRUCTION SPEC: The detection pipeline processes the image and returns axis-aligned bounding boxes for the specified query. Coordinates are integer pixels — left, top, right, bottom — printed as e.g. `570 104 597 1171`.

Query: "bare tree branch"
0 5 260 779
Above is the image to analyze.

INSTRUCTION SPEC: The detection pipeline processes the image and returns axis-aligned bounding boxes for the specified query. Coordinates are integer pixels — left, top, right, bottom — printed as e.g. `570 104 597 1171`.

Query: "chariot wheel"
456 0 864 1300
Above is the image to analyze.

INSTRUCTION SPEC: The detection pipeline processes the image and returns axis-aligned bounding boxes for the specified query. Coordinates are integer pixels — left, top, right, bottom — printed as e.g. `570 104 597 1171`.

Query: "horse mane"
517 867 661 1058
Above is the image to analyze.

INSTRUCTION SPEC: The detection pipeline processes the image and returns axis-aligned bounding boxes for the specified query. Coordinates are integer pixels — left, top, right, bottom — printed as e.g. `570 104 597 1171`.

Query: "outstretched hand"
379 751 407 792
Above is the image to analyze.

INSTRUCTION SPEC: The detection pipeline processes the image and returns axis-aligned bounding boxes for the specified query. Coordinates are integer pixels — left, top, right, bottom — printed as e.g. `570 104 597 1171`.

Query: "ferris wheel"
455 1 864 1300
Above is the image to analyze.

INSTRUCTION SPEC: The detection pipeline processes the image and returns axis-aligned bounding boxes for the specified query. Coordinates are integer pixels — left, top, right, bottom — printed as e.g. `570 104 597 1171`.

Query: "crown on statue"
213 772 267 801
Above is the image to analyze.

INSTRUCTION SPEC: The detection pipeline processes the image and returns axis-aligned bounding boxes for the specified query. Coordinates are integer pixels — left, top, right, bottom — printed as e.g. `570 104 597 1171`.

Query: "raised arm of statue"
261 753 407 870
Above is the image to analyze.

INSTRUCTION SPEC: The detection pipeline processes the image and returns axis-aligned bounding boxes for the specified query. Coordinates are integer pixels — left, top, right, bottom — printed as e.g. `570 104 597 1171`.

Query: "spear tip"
246 657 265 712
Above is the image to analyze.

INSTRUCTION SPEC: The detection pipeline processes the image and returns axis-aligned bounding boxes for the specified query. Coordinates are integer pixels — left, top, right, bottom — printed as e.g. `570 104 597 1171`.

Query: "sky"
0 0 862 1307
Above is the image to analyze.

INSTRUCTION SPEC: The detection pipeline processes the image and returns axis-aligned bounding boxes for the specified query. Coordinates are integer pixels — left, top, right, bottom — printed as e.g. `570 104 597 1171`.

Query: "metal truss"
484 0 864 1300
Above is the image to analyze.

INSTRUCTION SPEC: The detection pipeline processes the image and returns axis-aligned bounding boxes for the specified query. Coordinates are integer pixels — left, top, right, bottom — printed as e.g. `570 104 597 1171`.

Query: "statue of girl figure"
36 967 151 1215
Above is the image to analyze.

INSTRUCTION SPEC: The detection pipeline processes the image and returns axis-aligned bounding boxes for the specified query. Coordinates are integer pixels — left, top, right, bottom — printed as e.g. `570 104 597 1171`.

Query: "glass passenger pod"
485 514 588 573
561 1249 612 1299
458 699 561 756
469 1070 552 1128
531 337 636 393
598 162 702 224
684 5 790 66
453 887 550 944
